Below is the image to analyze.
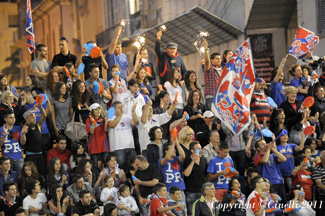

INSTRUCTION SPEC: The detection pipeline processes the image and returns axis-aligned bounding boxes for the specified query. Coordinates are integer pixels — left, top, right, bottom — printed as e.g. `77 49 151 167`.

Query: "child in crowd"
116 184 139 215
149 183 183 216
291 155 313 200
307 138 321 163
167 186 186 216
100 176 118 206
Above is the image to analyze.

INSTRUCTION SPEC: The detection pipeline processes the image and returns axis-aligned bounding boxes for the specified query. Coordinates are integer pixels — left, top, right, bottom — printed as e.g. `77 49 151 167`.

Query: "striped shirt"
312 162 325 195
250 91 272 126
204 65 221 97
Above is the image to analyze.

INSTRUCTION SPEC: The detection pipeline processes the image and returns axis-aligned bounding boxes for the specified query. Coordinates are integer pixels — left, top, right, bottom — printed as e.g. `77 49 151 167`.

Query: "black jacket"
155 40 187 84
279 99 302 131
192 195 220 216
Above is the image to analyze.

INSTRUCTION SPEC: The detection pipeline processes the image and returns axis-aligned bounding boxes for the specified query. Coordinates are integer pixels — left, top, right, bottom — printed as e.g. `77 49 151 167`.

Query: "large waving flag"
288 27 319 59
211 39 255 135
26 0 35 53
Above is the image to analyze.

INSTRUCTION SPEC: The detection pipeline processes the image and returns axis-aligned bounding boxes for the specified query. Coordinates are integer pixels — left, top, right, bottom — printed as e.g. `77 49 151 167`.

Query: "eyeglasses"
85 165 92 169
187 134 194 136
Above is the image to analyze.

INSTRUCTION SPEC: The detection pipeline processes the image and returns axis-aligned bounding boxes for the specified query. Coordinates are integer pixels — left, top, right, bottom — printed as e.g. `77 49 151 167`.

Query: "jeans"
91 152 109 176
205 98 213 111
10 158 24 179
114 148 137 173
283 176 292 193
139 204 149 216
272 184 287 204
229 150 246 176
185 191 201 215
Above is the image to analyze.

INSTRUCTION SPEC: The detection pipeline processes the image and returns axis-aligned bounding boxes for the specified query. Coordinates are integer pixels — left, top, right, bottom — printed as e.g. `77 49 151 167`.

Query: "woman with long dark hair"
183 89 206 134
20 161 44 196
146 126 167 165
76 158 95 186
182 70 204 105
136 67 153 102
222 177 246 216
69 142 90 172
51 81 72 148
270 108 287 133
70 79 92 123
221 49 233 68
48 184 69 215
47 157 69 196
25 74 43 97
164 67 184 117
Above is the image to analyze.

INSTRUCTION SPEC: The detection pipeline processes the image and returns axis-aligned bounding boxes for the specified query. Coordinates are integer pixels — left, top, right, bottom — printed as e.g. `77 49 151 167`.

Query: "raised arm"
203 39 210 70
37 103 48 127
140 99 152 124
273 57 287 83
130 103 139 126
108 27 122 55
155 31 164 59
75 47 87 67
160 142 175 166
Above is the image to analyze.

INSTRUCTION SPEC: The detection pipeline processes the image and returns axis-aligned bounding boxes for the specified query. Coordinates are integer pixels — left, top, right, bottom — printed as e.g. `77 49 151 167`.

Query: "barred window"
317 0 325 34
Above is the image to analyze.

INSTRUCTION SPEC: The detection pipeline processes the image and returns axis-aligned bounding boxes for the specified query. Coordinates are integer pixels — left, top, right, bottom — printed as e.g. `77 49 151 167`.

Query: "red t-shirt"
150 197 168 216
86 117 109 154
292 170 313 200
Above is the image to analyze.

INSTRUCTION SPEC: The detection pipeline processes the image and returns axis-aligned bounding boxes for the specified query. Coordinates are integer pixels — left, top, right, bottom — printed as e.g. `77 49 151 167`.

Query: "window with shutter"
317 0 325 34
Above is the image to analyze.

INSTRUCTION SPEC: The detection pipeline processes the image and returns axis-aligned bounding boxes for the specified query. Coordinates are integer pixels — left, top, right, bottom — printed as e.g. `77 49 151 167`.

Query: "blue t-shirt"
0 126 23 160
276 143 297 176
158 156 186 191
24 102 49 134
271 80 286 107
105 52 128 80
290 78 305 101
254 153 283 185
207 156 233 190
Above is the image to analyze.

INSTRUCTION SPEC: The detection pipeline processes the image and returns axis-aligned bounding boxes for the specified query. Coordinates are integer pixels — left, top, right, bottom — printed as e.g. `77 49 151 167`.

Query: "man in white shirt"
117 79 145 117
246 175 268 216
138 99 175 152
109 101 138 172
23 180 47 216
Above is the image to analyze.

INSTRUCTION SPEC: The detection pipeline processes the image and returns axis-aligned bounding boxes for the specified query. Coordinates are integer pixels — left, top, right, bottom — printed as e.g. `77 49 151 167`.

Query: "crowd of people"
0 26 325 216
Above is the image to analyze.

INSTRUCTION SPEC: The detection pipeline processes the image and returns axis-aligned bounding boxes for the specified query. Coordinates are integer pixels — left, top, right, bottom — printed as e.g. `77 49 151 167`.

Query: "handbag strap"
72 112 76 123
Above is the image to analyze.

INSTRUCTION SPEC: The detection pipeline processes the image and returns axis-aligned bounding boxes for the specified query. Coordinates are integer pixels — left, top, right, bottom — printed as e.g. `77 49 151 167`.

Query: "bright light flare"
160 25 167 31
133 42 141 49
199 32 209 37
121 19 125 26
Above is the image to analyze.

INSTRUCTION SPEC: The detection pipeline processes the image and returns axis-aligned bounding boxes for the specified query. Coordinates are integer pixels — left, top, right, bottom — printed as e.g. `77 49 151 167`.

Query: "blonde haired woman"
177 126 195 157
0 91 26 126
279 86 303 132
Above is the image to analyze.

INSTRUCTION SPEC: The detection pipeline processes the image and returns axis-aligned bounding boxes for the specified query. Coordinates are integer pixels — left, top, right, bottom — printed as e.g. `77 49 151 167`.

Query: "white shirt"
109 78 128 103
116 195 139 215
108 115 134 151
164 81 183 109
23 193 47 216
100 187 118 206
137 111 172 151
246 190 267 216
117 90 145 117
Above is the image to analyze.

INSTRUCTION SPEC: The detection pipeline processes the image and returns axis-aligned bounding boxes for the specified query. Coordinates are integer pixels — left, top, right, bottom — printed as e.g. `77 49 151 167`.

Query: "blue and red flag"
288 26 319 59
211 39 255 135
26 0 35 53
